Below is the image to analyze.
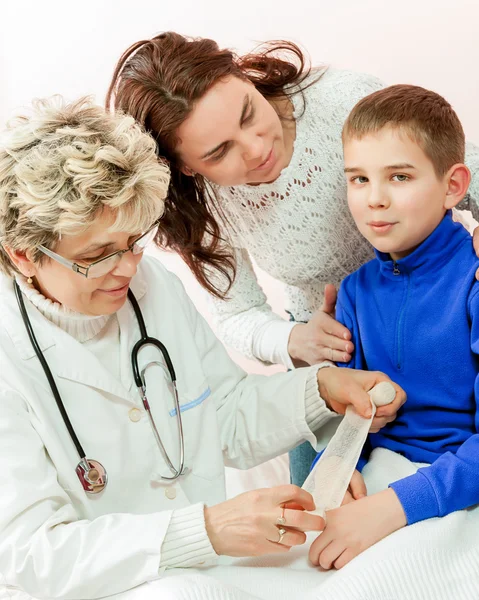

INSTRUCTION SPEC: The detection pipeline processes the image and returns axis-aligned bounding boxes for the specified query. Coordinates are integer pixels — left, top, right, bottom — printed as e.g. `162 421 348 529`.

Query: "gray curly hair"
0 96 170 276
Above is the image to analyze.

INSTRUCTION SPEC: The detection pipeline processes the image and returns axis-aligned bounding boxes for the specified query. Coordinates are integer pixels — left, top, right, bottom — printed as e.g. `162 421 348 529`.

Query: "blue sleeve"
310 276 370 473
390 288 479 525
336 278 367 371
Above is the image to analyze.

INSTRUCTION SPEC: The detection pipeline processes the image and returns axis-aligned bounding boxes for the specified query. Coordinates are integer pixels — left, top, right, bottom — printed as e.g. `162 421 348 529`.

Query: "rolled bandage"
302 381 396 518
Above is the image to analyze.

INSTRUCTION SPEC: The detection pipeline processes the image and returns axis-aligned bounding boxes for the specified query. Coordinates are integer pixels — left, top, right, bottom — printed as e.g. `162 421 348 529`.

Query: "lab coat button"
129 408 142 422
165 487 177 500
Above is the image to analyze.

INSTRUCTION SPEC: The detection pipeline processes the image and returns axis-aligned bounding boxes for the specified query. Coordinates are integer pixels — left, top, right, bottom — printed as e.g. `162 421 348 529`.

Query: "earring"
27 276 33 284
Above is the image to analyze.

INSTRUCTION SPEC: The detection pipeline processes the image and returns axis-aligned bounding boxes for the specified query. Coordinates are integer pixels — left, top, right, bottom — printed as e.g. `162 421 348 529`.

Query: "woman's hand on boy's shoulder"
473 227 479 280
288 285 354 366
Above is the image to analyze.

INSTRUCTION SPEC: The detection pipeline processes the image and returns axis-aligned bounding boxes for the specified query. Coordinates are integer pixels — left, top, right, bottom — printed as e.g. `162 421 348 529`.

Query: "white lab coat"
0 257 331 600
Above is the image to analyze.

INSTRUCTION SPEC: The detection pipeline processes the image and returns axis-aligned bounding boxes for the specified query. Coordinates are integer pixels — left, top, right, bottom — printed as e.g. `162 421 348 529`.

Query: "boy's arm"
335 278 365 371
389 287 479 525
460 141 479 223
310 278 372 473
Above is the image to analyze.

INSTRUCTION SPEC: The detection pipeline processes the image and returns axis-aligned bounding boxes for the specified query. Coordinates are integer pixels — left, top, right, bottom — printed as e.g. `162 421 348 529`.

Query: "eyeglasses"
38 223 159 279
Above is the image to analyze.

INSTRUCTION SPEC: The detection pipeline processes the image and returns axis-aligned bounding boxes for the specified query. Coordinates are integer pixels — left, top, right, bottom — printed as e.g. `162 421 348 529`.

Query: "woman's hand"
473 227 479 279
204 485 325 557
287 285 353 367
317 367 406 420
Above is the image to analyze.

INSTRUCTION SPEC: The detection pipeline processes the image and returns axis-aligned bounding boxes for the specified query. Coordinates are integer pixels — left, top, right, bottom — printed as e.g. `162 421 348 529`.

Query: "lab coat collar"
0 267 148 403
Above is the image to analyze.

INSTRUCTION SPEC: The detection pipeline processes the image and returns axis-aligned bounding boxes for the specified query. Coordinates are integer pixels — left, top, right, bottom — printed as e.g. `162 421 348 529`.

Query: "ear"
179 164 196 177
2 245 36 278
444 164 471 210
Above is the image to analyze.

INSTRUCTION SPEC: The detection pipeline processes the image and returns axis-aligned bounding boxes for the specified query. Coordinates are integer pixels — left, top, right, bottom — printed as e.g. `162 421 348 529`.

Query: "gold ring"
276 504 286 526
277 527 286 544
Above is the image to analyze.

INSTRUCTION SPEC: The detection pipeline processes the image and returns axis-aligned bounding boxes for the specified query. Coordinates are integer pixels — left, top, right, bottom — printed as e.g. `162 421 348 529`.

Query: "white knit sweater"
208 68 479 368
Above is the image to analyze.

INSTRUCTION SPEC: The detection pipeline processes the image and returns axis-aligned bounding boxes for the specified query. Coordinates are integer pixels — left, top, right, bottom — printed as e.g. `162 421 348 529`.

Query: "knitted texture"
207 69 479 367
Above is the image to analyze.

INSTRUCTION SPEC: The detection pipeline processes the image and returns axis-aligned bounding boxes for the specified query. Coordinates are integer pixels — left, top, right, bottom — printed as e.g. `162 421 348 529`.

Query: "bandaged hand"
309 488 407 570
341 470 366 506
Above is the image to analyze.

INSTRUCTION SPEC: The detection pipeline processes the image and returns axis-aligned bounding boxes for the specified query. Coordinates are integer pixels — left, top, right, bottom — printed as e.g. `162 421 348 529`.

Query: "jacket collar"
374 211 470 280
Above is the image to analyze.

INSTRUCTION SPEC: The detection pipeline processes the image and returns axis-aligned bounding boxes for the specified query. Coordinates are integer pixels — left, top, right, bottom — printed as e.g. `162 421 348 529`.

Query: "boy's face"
343 126 450 260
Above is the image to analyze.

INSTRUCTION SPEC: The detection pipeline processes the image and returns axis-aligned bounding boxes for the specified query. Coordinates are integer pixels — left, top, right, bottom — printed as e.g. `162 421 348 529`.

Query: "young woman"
0 96 404 600
106 31 479 484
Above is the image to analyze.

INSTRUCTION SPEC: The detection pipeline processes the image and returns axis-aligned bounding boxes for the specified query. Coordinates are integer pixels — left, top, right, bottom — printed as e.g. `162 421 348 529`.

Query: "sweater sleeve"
160 503 217 568
168 273 336 469
460 141 479 223
390 287 479 525
207 245 295 368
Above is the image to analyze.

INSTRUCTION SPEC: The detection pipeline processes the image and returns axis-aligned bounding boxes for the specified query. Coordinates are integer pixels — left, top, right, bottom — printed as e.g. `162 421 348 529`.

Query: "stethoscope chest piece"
76 459 108 494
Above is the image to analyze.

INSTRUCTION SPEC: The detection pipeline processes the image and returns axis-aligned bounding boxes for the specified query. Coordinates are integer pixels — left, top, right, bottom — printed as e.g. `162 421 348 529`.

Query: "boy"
309 85 479 570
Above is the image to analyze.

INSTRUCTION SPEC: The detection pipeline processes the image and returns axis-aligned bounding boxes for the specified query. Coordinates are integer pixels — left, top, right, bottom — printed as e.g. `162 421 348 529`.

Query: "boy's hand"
341 470 367 505
309 489 407 570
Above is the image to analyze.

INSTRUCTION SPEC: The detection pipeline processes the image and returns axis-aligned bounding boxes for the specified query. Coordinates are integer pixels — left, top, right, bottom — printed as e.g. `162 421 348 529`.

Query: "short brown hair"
342 84 465 176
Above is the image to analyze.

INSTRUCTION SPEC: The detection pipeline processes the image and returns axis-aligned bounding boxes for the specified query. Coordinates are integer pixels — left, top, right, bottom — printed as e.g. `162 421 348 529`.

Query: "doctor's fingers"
276 507 325 532
264 523 307 549
269 484 318 512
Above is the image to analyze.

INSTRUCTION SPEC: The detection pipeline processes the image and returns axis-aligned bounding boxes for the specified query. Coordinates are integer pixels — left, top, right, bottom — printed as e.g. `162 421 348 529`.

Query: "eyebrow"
344 163 416 173
76 241 114 255
200 94 251 160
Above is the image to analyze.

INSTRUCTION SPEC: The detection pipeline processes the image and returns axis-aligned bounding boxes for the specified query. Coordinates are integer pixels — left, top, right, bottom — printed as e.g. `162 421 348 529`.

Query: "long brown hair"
106 32 313 297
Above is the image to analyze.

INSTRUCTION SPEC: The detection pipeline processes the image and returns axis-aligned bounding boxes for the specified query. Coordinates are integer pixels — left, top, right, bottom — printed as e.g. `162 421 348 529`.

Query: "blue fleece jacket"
322 212 479 525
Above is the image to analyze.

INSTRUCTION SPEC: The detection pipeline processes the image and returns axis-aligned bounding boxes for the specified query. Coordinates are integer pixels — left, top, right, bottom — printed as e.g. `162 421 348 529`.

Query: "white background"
2 0 478 374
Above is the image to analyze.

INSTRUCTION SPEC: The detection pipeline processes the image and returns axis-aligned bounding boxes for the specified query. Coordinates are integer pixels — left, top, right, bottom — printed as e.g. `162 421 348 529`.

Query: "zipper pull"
393 262 400 276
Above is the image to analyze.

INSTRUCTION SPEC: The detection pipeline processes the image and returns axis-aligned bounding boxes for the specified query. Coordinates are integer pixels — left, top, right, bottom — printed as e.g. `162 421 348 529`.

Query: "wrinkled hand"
473 227 479 280
341 470 367 506
204 485 325 558
309 489 407 570
288 285 354 366
317 367 406 420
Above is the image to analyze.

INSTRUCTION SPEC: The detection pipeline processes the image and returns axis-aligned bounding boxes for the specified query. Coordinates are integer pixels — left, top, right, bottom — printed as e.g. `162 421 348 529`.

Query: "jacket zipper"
393 262 410 370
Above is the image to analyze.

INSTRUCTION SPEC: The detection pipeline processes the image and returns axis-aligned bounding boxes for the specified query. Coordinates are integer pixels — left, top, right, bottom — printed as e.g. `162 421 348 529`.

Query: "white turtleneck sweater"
15 275 218 569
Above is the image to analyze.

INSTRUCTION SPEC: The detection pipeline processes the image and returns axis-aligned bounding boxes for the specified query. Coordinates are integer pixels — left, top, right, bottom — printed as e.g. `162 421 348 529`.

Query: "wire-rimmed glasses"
38 223 159 279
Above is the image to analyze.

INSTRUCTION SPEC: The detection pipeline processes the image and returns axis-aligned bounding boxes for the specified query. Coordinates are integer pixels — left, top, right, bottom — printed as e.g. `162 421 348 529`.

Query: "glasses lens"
86 254 122 279
132 225 159 255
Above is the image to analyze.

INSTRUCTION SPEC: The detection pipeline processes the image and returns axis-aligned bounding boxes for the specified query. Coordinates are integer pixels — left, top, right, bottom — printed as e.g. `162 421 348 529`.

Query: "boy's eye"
350 175 368 184
392 174 409 182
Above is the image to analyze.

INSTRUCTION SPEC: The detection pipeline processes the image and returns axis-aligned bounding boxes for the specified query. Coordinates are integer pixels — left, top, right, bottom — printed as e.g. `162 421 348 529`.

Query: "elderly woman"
0 97 404 600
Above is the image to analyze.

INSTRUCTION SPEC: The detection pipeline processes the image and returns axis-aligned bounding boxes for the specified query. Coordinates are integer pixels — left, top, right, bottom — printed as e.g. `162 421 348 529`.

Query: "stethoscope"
14 281 186 494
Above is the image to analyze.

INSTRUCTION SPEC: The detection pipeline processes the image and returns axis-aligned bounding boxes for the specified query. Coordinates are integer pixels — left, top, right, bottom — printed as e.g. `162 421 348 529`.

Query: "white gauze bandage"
302 381 396 517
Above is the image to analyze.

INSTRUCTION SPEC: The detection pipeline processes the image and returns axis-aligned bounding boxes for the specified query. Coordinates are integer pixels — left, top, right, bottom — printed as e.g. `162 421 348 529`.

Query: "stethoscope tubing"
14 280 87 461
15 280 186 492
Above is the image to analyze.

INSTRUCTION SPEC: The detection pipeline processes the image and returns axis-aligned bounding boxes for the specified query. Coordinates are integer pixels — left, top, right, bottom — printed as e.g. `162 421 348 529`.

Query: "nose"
368 184 390 209
241 132 264 163
112 250 140 277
